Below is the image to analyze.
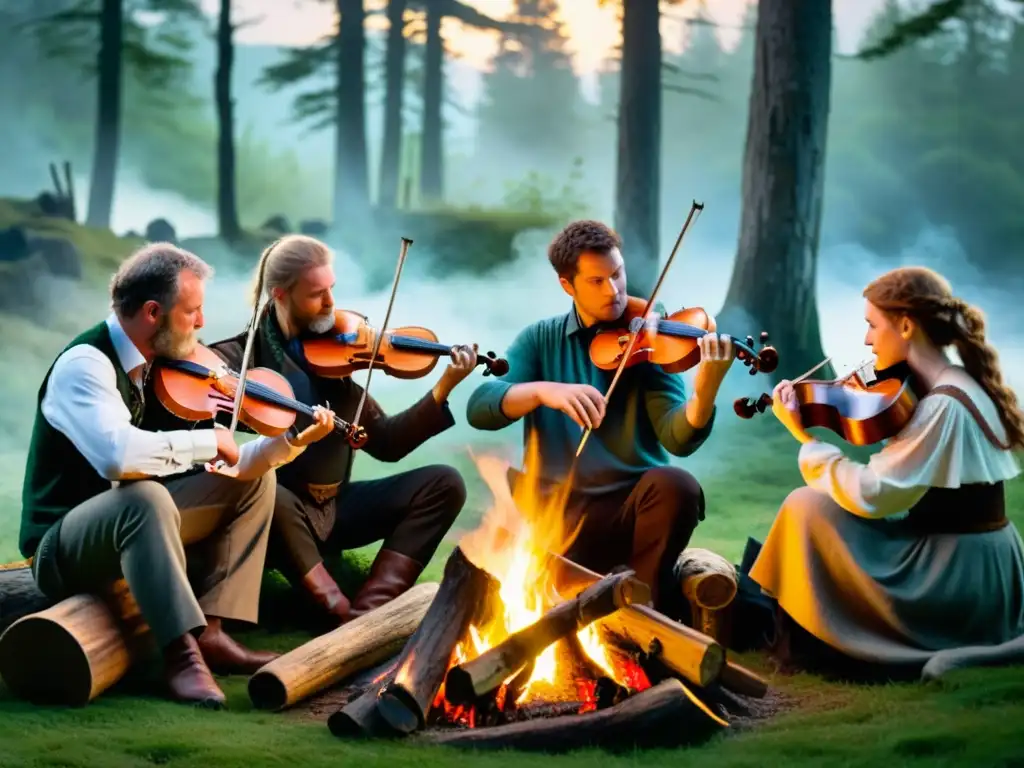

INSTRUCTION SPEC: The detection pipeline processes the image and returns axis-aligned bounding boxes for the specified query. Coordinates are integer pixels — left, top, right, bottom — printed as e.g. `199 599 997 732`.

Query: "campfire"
307 435 768 751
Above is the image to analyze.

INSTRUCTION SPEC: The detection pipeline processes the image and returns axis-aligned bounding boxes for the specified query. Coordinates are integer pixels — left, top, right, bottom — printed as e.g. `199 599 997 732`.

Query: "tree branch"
853 0 968 61
663 83 718 101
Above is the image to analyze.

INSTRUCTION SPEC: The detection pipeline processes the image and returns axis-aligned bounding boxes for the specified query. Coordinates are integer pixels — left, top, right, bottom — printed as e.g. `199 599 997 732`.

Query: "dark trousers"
269 465 466 582
512 465 705 616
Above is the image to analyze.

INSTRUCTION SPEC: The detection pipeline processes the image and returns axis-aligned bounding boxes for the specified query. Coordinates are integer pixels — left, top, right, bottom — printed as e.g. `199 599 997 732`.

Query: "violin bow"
349 236 414 436
226 248 274 435
573 200 705 460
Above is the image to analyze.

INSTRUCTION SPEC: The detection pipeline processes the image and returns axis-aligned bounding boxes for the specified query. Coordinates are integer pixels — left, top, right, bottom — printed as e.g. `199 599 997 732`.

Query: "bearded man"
19 242 334 708
203 235 479 626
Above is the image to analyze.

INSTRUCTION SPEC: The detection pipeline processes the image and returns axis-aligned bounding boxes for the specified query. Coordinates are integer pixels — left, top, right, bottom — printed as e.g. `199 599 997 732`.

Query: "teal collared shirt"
466 304 715 494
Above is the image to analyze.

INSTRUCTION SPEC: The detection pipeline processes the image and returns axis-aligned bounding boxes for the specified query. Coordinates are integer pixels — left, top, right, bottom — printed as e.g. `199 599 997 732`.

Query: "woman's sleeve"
796 395 965 518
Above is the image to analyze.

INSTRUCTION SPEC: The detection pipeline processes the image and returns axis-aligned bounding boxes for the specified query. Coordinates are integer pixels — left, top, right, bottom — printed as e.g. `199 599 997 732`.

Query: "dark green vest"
19 321 140 558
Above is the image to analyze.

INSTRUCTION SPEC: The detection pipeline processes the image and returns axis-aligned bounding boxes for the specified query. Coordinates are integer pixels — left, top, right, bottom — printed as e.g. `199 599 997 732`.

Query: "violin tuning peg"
746 335 754 348
749 367 757 376
760 331 769 344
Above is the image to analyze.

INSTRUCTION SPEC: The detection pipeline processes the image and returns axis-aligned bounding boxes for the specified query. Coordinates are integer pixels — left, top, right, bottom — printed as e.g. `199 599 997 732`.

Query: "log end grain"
376 681 425 734
248 671 289 712
0 613 95 706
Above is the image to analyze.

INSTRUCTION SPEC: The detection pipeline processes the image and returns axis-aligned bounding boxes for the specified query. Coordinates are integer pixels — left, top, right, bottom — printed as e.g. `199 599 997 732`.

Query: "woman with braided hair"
749 266 1024 681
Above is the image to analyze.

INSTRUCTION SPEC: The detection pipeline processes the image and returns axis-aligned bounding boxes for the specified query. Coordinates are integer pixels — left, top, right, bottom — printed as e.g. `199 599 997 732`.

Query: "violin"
589 296 779 376
151 343 369 448
733 358 919 446
300 308 510 380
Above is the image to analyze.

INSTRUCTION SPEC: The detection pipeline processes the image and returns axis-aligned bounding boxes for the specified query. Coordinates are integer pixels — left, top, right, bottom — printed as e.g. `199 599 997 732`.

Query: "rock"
27 234 82 279
0 226 30 262
145 218 177 243
0 253 52 313
262 214 291 234
300 219 328 236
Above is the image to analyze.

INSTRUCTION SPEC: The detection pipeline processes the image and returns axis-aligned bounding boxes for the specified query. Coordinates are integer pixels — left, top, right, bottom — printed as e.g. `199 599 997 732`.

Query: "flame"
452 431 648 713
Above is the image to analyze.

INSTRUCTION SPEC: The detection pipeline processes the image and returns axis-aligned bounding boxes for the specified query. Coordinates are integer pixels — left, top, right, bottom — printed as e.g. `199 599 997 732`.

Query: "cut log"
0 562 52 633
674 548 738 643
248 582 438 711
415 678 728 752
675 548 738 610
0 578 152 706
720 660 769 699
327 667 400 739
444 569 648 706
544 552 725 686
375 546 499 734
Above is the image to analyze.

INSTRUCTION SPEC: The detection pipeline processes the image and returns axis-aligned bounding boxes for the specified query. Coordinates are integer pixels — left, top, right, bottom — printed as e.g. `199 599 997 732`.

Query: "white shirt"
798 366 1020 519
39 313 304 482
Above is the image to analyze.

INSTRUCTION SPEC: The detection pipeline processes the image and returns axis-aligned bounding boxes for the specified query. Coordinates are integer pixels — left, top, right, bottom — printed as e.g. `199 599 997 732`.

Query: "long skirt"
749 487 1024 678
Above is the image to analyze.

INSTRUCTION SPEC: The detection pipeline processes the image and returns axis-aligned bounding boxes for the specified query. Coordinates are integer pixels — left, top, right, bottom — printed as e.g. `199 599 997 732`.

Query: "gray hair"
251 235 333 307
109 241 213 318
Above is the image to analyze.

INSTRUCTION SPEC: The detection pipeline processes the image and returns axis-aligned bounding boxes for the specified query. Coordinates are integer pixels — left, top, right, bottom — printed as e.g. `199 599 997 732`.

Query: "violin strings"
388 335 451 354
167 359 346 432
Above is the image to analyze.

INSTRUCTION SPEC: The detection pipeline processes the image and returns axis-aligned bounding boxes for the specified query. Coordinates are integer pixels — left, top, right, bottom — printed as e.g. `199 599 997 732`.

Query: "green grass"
2 417 1024 766
3 204 1024 763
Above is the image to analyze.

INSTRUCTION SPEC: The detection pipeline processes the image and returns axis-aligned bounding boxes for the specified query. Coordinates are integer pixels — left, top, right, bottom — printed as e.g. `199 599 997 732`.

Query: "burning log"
674 548 738 643
375 546 499 734
0 576 151 706
444 569 649 706
248 582 438 711
544 552 725 686
415 678 728 752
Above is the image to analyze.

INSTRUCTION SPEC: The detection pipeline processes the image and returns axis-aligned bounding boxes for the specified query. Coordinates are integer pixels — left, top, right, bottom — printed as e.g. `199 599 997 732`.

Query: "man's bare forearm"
499 382 544 420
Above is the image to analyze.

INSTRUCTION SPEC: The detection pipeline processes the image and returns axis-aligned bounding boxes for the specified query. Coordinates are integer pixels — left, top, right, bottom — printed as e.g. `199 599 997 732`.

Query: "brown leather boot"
163 633 226 708
197 618 280 676
301 561 352 624
348 549 423 619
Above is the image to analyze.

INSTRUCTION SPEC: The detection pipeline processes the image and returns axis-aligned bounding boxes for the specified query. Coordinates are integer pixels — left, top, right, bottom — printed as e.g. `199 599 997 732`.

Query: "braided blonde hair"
863 266 1024 450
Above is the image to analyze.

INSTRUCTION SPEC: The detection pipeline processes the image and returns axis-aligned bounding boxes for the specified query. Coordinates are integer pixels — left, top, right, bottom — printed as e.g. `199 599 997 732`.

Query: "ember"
325 433 768 751
426 436 657 727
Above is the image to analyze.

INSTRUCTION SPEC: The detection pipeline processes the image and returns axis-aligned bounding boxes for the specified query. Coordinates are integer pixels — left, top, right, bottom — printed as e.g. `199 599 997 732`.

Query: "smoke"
2 183 1022 556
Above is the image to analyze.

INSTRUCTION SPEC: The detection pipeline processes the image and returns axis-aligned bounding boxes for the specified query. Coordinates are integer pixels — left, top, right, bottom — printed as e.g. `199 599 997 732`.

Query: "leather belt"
306 481 341 506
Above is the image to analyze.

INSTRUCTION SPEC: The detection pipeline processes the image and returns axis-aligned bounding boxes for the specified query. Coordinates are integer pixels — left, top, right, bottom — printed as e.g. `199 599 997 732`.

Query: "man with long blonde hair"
203 235 480 625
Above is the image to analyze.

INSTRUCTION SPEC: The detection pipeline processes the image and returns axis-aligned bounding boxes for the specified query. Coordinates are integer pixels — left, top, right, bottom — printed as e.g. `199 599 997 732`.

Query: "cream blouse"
797 366 1021 518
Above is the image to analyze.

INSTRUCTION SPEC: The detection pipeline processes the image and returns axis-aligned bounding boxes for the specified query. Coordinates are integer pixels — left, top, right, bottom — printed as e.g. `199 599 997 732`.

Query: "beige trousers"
47 470 276 648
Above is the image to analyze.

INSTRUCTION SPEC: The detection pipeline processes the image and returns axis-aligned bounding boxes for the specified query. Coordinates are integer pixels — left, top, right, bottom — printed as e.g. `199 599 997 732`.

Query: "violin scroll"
733 392 773 419
344 423 369 449
738 331 779 376
480 350 510 377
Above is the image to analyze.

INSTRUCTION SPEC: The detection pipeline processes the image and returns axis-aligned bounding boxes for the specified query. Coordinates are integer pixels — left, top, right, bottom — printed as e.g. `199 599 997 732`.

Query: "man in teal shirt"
466 220 735 617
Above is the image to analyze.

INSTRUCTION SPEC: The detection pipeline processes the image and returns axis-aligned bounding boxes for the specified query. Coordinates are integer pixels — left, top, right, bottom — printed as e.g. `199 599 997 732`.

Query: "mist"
2 0 1023 552
6 173 1022 486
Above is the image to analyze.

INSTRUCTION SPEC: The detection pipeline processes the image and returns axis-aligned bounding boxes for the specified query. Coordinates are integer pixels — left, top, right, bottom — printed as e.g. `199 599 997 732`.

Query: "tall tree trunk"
216 0 241 241
378 0 407 211
720 0 832 380
85 0 122 229
420 0 443 204
614 0 661 297
334 0 370 228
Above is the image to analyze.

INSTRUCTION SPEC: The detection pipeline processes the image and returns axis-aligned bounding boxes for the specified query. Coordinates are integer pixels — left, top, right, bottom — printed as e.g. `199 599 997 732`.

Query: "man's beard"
306 310 335 334
291 298 335 334
152 317 197 359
